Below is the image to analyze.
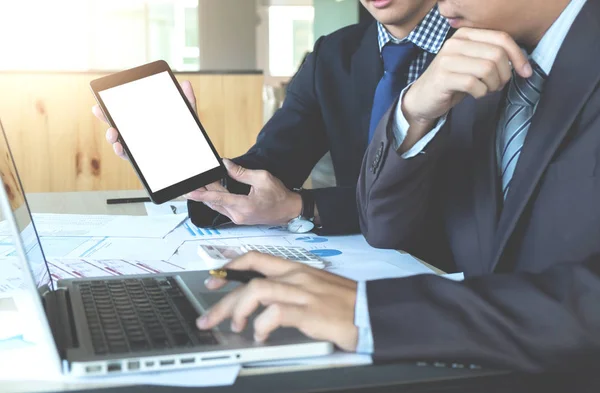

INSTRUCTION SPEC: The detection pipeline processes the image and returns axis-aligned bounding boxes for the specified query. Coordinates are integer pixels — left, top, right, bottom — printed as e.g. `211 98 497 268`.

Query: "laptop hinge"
43 288 79 360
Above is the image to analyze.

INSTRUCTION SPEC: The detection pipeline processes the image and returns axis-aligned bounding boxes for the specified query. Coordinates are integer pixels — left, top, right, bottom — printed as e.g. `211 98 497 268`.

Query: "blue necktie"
368 42 418 143
498 62 547 199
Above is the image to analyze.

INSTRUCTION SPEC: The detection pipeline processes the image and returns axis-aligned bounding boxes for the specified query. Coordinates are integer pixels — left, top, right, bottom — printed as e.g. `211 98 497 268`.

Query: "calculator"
197 244 327 269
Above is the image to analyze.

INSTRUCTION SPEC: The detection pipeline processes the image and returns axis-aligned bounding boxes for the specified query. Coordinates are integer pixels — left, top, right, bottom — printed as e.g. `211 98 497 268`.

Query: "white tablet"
91 60 225 204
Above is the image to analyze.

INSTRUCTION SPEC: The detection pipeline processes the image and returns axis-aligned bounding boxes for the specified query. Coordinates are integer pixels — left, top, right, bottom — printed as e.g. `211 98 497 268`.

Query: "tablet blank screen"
99 71 220 192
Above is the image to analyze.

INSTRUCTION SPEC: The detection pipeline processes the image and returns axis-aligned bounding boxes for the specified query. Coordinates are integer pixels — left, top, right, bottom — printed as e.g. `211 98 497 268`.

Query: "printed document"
173 234 436 279
6 213 188 238
165 219 292 242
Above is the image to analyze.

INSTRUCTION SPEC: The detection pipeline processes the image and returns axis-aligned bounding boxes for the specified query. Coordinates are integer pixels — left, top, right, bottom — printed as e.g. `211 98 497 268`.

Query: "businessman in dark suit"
97 0 450 235
196 0 600 372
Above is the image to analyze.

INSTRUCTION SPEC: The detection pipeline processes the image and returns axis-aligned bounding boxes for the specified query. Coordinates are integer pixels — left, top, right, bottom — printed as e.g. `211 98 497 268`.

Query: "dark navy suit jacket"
190 22 396 235
358 0 600 372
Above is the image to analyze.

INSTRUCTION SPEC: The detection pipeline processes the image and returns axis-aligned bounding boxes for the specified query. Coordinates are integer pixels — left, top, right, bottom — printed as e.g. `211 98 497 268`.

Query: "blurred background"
0 0 371 193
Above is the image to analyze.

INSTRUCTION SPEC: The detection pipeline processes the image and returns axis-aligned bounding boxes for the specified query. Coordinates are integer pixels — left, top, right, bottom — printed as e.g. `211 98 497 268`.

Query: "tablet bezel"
90 60 225 204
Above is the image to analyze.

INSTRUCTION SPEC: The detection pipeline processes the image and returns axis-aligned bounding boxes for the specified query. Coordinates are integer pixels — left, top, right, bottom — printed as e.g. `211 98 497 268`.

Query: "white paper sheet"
0 213 187 238
39 236 90 257
0 259 27 293
0 236 16 256
0 291 63 381
165 219 292 242
61 237 181 260
167 240 215 270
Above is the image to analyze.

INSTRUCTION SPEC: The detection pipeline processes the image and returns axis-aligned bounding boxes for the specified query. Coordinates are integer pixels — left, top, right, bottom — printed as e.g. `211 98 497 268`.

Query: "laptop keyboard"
77 277 218 355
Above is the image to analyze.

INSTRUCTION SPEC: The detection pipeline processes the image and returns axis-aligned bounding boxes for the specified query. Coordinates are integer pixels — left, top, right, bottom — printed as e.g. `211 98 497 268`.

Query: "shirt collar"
530 0 587 75
377 5 450 55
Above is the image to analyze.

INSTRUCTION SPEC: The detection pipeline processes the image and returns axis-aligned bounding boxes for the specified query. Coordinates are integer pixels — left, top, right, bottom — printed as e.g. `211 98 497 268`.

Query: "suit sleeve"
190 36 360 234
367 255 600 372
356 100 453 268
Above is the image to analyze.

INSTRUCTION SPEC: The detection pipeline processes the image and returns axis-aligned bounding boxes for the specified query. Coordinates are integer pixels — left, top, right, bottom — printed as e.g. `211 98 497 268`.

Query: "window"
268 6 314 77
0 0 200 71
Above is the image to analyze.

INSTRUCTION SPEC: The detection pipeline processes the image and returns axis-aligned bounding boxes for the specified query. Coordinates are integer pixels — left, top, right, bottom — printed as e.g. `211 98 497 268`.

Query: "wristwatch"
287 188 315 233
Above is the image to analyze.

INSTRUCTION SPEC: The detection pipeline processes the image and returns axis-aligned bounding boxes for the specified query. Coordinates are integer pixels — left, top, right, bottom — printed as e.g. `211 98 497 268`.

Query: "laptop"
0 120 333 377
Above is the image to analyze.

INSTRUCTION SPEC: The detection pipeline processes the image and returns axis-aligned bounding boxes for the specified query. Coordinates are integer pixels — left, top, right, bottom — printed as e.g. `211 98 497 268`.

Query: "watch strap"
298 189 315 221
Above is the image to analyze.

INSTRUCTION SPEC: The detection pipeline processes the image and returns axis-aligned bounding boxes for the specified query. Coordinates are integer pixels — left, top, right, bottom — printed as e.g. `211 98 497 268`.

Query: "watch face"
287 218 315 233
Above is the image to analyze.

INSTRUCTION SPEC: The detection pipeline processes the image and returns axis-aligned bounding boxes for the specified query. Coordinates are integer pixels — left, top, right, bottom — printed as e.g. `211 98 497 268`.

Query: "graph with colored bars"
47 259 186 280
168 219 291 242
182 221 221 236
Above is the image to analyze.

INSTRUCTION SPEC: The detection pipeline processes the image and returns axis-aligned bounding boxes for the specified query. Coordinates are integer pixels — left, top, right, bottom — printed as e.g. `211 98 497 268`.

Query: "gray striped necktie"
498 62 547 199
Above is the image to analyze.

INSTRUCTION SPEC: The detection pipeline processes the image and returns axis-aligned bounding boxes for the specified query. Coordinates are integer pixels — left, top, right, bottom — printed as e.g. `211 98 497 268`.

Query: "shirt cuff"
354 281 374 354
392 84 448 158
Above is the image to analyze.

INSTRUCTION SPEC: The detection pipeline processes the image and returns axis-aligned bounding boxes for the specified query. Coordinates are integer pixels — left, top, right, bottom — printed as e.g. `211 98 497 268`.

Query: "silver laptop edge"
0 122 333 378
0 174 64 375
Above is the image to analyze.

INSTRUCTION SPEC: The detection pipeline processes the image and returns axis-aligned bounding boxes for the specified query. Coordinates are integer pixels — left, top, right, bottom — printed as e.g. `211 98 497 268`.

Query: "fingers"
197 279 311 331
205 203 235 223
184 182 229 208
92 105 108 123
204 254 353 292
113 142 126 159
180 80 197 112
184 185 255 225
185 189 245 207
204 180 228 193
440 55 505 93
453 28 531 78
204 276 228 290
445 72 489 99
229 281 309 333
252 303 305 342
104 128 127 159
444 38 513 84
204 252 306 290
105 128 119 144
185 182 232 216
223 159 274 188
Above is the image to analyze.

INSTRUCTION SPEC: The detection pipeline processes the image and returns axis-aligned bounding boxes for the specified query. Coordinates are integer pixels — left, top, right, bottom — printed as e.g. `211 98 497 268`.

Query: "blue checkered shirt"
376 5 450 84
354 7 450 356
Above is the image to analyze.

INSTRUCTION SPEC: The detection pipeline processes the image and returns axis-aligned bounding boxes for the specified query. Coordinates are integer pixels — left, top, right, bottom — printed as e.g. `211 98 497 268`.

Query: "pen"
209 269 266 283
106 197 151 205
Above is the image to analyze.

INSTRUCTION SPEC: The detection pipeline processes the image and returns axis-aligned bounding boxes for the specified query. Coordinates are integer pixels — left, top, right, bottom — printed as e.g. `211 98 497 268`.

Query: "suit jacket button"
371 143 384 173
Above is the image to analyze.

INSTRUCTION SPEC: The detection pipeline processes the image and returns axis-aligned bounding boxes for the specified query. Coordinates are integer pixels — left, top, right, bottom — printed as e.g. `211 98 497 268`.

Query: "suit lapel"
351 22 383 152
492 3 600 270
471 92 504 272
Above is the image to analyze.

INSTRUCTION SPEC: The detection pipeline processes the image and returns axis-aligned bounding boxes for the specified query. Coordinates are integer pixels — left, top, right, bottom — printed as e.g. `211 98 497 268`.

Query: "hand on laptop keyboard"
196 252 359 352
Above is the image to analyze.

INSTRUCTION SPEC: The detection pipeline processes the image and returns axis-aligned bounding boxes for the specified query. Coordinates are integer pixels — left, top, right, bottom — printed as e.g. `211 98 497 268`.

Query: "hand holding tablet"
90 60 225 204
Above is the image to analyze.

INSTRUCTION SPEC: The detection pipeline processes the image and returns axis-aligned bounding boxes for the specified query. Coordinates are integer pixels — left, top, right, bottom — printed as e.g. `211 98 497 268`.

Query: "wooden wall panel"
221 75 264 158
0 72 263 192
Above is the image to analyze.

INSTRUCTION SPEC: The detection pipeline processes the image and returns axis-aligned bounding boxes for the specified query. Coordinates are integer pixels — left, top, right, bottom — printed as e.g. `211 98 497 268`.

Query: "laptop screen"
0 120 53 291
